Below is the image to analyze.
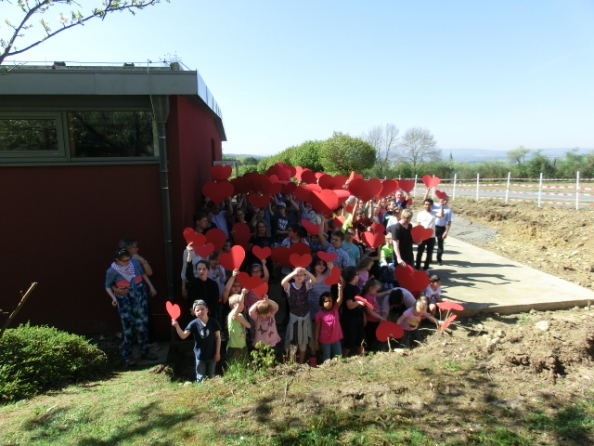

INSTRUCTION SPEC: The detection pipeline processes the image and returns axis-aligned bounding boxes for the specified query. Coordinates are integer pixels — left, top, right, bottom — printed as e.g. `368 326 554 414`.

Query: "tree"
289 140 324 172
243 156 259 166
319 132 376 175
396 127 440 173
507 146 530 165
0 0 169 65
362 123 399 179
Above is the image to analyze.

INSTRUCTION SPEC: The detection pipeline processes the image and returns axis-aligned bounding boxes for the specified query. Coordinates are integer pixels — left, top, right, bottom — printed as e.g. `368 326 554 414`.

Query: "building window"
0 116 61 156
68 111 157 158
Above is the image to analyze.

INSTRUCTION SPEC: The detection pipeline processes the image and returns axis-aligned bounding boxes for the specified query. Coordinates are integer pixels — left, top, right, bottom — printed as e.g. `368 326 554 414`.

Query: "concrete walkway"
432 236 594 316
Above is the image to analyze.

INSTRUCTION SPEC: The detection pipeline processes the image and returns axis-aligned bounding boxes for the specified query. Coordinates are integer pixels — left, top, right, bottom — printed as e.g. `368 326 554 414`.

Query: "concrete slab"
427 236 594 316
133 342 170 367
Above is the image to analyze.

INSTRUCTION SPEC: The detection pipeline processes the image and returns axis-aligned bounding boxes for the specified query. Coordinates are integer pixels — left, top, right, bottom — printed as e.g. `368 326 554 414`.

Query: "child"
208 251 227 297
360 279 387 351
248 294 281 349
281 267 316 364
356 256 374 291
227 289 251 361
172 299 221 382
341 266 367 357
424 274 446 316
314 284 344 362
397 299 439 349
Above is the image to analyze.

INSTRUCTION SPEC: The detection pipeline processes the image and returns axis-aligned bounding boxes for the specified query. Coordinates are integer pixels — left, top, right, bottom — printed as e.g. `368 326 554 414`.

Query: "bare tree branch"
362 123 399 178
397 127 441 173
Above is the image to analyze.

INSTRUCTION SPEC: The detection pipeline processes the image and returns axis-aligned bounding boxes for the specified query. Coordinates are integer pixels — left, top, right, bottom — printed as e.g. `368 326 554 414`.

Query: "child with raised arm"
315 283 344 362
172 299 221 383
227 289 251 361
397 298 440 349
248 294 281 349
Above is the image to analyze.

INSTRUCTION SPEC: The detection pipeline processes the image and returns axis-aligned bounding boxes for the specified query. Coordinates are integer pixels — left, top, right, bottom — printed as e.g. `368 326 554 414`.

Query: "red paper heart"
319 174 347 190
395 265 430 292
422 175 440 189
301 219 319 236
230 176 250 194
294 186 311 202
370 222 385 234
376 321 404 341
435 190 448 200
205 228 226 252
289 253 312 268
398 179 415 194
289 242 311 256
380 179 399 197
232 222 252 249
411 226 433 243
332 189 350 203
237 272 263 290
268 174 279 183
271 246 291 267
348 178 382 202
267 182 283 196
362 231 385 249
303 183 322 192
347 171 364 183
437 302 465 312
166 301 181 320
202 180 234 205
219 245 246 271
406 198 413 207
295 166 306 181
183 228 206 247
210 164 232 182
247 192 271 208
281 181 297 194
252 282 269 299
252 246 272 261
439 314 458 331
333 216 345 229
194 242 215 259
309 189 339 216
317 251 337 263
324 266 341 285
355 295 374 309
301 169 318 185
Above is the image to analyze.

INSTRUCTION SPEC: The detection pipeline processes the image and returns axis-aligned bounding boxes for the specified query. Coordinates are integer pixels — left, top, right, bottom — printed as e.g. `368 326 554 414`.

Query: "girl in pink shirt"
314 284 344 362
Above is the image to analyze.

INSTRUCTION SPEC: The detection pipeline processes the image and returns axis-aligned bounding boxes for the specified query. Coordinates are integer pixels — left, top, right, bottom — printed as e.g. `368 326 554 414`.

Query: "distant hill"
444 148 592 163
223 153 265 159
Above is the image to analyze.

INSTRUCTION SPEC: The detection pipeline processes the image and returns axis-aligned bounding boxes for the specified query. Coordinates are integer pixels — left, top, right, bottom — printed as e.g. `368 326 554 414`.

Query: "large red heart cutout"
219 245 246 271
333 216 345 229
232 222 252 249
355 295 374 309
317 251 337 263
205 228 226 252
398 179 415 194
422 175 440 189
289 242 311 256
267 181 283 196
395 265 430 292
319 174 347 190
237 272 263 290
202 180 234 205
380 179 399 197
411 226 433 243
324 266 341 285
348 171 364 183
289 253 312 268
194 242 215 259
247 192 271 209
295 166 306 182
252 246 272 261
303 183 322 192
437 302 465 312
301 219 319 236
294 186 311 202
281 181 297 194
362 231 385 249
435 190 448 200
376 321 404 341
309 189 338 216
271 246 291 267
230 176 249 194
301 169 318 185
348 178 382 202
440 314 458 331
210 164 232 182
370 222 385 234
406 198 413 207
166 301 181 320
183 228 206 247
252 282 269 299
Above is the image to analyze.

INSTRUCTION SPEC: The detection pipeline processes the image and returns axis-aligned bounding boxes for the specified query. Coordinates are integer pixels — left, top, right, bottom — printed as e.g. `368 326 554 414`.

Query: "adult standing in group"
391 209 415 268
433 194 453 266
105 248 158 366
415 198 437 271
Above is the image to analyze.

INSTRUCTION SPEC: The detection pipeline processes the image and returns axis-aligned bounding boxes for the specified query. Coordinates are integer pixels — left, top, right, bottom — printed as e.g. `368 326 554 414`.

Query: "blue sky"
3 0 594 156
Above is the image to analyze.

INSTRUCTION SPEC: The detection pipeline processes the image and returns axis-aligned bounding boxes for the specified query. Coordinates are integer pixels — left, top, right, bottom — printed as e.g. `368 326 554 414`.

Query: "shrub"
0 323 108 402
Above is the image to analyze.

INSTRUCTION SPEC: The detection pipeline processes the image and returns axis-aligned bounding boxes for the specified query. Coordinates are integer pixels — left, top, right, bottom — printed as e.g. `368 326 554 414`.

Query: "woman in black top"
340 266 367 357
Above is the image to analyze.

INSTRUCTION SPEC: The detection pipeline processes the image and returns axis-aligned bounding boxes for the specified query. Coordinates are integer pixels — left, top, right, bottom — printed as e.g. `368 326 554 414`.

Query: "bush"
0 323 107 402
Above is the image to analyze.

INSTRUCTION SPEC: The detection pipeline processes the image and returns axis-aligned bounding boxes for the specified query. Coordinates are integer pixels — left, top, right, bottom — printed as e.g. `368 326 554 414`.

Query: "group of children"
168 187 453 382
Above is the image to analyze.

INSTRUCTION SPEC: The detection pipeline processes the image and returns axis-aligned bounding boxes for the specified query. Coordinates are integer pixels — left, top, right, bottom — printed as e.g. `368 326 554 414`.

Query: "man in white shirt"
415 198 437 271
433 195 453 265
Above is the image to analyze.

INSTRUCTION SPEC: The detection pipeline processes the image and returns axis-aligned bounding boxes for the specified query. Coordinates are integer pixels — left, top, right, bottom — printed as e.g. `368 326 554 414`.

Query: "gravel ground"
447 215 499 244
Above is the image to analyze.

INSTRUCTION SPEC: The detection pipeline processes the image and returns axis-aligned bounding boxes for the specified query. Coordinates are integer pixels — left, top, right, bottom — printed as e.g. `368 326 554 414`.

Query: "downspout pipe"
151 95 176 301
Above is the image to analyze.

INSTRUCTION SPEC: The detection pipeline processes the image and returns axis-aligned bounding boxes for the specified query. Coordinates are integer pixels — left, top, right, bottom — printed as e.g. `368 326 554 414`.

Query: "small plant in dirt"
0 323 107 402
250 341 276 371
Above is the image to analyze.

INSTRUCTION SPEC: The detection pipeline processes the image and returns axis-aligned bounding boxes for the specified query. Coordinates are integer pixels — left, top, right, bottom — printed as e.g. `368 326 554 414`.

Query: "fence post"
538 172 543 208
576 171 580 210
475 174 480 202
505 172 511 204
452 174 457 201
413 174 417 197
